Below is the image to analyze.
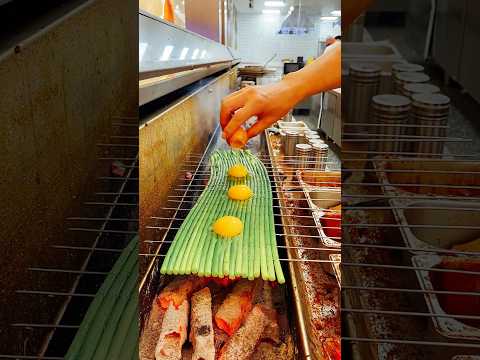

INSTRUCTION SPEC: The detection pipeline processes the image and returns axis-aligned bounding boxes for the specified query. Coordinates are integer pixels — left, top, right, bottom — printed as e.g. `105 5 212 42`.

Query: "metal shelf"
139 11 237 79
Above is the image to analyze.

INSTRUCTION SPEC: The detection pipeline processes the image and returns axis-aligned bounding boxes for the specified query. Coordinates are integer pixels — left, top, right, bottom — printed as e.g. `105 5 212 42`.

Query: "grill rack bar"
16 290 96 298
149 215 480 230
341 337 480 349
181 161 480 175
11 324 80 329
52 245 124 253
341 137 471 143
0 356 64 359
342 149 479 156
142 130 480 355
172 177 480 190
67 217 139 222
146 224 340 239
137 252 480 276
139 125 220 291
186 152 480 159
142 239 341 252
342 285 480 297
12 120 140 357
171 186 480 201
28 268 109 275
142 234 480 256
342 122 450 129
165 200 480 212
342 308 480 321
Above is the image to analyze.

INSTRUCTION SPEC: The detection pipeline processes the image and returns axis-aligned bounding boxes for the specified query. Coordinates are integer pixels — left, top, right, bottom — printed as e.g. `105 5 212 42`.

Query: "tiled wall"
236 13 340 65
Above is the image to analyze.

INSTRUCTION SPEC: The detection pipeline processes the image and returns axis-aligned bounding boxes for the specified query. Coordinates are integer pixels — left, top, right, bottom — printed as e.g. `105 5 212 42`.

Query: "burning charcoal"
155 301 189 360
190 288 215 360
218 305 271 360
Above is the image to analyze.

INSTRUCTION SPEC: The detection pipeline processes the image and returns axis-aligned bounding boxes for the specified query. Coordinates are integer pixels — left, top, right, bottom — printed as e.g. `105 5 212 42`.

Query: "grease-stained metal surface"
0 0 137 354
139 69 236 272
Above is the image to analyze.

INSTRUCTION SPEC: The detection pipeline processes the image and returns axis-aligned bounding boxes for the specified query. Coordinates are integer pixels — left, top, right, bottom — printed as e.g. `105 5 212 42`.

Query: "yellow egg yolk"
228 184 253 201
212 216 243 238
228 164 248 178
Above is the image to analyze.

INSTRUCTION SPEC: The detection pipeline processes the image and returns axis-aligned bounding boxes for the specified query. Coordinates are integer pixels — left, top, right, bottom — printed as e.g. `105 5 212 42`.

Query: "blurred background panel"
0 0 138 357
342 0 480 359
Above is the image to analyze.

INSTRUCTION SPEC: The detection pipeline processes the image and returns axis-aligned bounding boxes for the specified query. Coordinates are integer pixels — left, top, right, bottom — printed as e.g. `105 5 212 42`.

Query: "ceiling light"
192 48 200 60
179 47 189 60
200 50 207 59
160 45 174 61
289 6 294 11
263 9 281 14
320 16 338 21
264 1 285 7
331 10 341 16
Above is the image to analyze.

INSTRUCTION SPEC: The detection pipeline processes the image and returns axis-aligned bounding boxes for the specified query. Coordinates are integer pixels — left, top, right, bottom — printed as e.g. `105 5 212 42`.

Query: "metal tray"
329 254 341 287
297 170 341 248
139 131 301 359
412 254 480 341
374 158 480 199
277 120 309 134
342 41 403 73
390 198 480 252
268 134 340 360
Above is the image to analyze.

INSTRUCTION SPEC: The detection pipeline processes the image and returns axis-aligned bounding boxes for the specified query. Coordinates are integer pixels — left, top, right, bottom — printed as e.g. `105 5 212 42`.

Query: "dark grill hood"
278 5 315 35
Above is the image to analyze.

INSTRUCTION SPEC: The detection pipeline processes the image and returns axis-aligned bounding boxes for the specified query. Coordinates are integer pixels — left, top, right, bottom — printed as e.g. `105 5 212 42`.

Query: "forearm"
282 42 341 103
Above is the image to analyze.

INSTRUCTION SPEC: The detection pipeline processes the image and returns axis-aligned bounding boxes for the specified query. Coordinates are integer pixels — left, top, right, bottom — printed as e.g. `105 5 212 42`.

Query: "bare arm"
221 42 340 140
221 0 375 146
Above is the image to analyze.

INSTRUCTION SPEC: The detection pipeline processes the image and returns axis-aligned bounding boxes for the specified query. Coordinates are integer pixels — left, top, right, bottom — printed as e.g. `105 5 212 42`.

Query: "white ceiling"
233 0 340 16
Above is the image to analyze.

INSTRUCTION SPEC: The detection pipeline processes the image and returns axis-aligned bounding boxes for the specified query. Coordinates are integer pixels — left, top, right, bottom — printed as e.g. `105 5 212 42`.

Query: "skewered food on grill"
218 305 272 360
190 288 215 360
228 184 253 201
215 279 255 336
161 150 285 283
155 300 189 360
212 216 244 238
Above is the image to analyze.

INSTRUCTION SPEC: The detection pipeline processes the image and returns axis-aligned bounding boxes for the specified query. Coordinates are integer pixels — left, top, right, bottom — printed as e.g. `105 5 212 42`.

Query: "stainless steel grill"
138 124 344 359
341 122 480 358
7 116 139 359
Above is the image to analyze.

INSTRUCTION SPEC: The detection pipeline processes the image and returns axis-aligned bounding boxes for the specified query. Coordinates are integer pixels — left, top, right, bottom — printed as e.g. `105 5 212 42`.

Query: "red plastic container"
321 212 341 240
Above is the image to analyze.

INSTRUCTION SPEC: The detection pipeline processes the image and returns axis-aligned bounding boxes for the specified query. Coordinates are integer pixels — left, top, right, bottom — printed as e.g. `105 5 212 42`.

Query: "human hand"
220 77 305 147
221 43 340 148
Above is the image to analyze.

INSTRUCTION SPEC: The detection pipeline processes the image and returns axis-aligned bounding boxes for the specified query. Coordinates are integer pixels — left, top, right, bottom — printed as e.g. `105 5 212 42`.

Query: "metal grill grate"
7 116 139 359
